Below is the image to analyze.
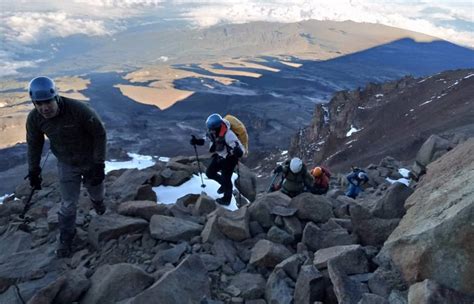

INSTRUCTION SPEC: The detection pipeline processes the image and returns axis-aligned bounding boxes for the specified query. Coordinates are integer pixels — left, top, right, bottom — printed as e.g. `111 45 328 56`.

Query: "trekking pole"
236 162 242 205
267 172 279 193
20 150 50 220
192 143 206 188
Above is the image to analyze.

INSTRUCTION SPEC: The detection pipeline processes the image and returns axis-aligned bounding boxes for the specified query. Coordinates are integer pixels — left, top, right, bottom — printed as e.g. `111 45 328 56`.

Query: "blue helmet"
28 76 57 102
206 113 223 130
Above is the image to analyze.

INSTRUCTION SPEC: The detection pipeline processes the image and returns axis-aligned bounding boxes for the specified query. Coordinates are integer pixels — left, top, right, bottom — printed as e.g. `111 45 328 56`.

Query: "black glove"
86 163 105 186
190 135 205 146
25 168 42 190
273 165 283 174
232 144 243 158
209 143 216 153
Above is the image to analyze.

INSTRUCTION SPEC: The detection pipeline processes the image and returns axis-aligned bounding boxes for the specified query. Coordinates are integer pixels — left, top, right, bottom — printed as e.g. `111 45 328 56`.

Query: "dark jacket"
26 97 106 171
346 169 368 186
281 161 314 195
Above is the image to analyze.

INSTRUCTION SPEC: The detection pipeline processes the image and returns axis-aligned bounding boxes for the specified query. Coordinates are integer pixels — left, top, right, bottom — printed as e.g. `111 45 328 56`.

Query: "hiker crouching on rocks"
25 76 107 258
345 166 369 199
190 113 245 205
309 165 331 195
272 157 314 198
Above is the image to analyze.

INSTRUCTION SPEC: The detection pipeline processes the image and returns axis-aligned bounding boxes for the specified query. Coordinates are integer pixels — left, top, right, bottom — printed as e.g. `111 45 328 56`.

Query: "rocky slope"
291 69 474 172
0 136 472 303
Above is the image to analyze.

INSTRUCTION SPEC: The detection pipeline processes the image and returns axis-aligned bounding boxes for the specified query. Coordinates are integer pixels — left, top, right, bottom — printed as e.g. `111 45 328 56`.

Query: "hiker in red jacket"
309 166 331 195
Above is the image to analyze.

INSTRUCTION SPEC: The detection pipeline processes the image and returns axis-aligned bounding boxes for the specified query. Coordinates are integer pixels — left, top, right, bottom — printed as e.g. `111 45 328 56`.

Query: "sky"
1 0 473 76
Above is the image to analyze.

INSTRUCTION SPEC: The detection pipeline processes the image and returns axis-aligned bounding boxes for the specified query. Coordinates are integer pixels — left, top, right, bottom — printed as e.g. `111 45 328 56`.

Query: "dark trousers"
206 154 238 202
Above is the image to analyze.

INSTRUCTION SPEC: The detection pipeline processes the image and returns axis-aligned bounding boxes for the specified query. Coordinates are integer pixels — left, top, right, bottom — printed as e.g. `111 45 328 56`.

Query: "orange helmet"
311 166 323 177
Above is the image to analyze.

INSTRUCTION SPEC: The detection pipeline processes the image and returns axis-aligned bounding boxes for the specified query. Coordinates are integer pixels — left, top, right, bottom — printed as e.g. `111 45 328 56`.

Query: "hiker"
309 165 331 194
345 167 369 199
272 157 314 198
190 113 245 205
25 76 107 258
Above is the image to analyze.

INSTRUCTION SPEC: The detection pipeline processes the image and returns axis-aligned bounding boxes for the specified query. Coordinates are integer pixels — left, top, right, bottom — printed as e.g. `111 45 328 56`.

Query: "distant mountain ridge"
291 69 474 171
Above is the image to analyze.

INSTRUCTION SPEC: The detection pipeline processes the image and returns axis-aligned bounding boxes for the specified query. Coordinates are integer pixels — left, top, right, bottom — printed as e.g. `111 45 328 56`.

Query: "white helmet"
289 157 303 173
358 172 366 179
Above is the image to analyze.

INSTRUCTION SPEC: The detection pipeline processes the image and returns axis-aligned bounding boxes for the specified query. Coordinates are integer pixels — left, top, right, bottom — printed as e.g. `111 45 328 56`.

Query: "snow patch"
105 153 156 173
153 174 239 211
464 73 474 79
386 177 410 186
281 150 288 156
418 75 432 83
398 168 410 178
419 99 433 106
346 139 357 145
346 125 362 137
375 94 384 98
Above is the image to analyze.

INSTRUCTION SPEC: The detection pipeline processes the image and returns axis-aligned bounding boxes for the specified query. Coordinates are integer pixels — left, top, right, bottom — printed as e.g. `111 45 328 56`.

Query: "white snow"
464 73 474 79
345 139 357 145
375 94 384 98
386 177 410 186
398 168 410 178
447 81 459 89
0 102 6 108
0 194 10 204
418 76 432 83
346 125 362 137
419 99 433 106
409 109 414 112
105 153 156 173
158 156 170 162
358 106 366 110
281 150 288 156
153 173 239 211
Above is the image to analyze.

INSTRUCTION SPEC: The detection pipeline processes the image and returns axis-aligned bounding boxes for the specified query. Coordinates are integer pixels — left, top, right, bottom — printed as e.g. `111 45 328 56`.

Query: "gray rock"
152 242 189 266
328 259 369 304
368 267 406 298
371 183 413 219
0 230 32 257
129 255 211 304
229 272 266 299
302 221 357 251
134 184 157 201
201 212 225 243
161 168 192 186
54 268 90 304
415 134 453 167
267 226 294 245
0 247 55 293
149 215 203 242
193 194 217 216
270 205 298 217
118 200 170 221
27 275 66 304
358 293 389 304
388 290 408 304
80 263 154 304
282 216 302 240
0 286 22 304
198 253 226 271
265 269 294 304
88 214 148 249
217 206 251 241
378 139 474 294
290 193 334 223
275 254 306 281
236 162 258 202
248 192 291 229
108 168 155 202
249 240 292 268
350 204 400 246
313 244 362 269
294 265 325 304
407 279 474 304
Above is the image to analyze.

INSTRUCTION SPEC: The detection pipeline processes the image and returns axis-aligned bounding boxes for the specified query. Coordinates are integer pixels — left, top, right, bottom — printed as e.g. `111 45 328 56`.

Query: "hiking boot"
55 240 72 258
216 197 231 206
91 199 106 215
217 186 224 194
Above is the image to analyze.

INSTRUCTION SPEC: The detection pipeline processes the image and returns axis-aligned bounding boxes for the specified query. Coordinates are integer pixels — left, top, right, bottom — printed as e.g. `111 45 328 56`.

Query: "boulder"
267 226 294 245
88 214 148 249
229 272 266 300
357 293 389 304
201 212 225 243
302 221 357 251
371 183 413 219
217 206 251 241
378 139 474 294
328 259 369 304
265 269 294 304
118 200 170 221
294 265 325 304
81 263 154 304
236 162 258 202
313 244 362 269
134 184 157 202
275 254 306 281
289 193 334 223
193 194 217 216
150 215 202 242
160 168 192 186
249 240 292 268
407 279 474 304
128 255 210 304
0 286 22 304
27 276 66 304
108 168 155 202
415 134 453 167
0 230 32 257
350 205 400 246
54 268 90 304
248 192 291 229
282 216 302 240
368 267 406 298
152 242 189 266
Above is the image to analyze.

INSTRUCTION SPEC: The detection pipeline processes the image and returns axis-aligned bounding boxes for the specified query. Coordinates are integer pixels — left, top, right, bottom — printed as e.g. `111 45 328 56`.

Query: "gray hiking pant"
57 161 105 242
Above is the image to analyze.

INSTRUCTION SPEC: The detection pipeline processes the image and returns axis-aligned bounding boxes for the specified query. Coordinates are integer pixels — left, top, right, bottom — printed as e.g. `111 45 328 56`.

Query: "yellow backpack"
224 114 249 156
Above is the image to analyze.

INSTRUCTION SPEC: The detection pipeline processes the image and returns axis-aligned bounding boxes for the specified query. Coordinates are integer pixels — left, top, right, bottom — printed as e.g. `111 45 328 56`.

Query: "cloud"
73 0 165 8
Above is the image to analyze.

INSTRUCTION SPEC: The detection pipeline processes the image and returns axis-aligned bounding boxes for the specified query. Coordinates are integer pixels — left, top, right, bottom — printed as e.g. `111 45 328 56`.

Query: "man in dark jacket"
345 167 369 199
190 113 245 205
273 157 314 198
25 76 107 258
